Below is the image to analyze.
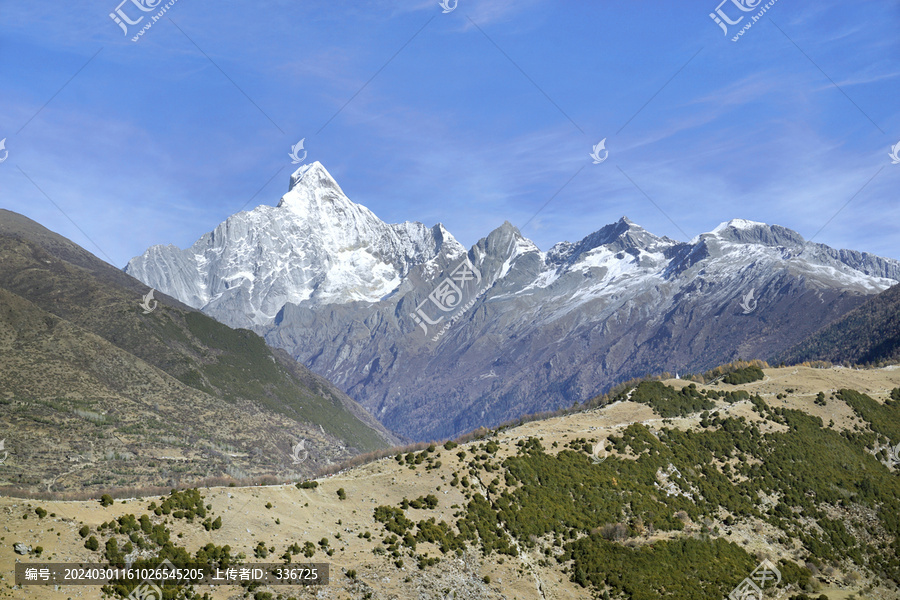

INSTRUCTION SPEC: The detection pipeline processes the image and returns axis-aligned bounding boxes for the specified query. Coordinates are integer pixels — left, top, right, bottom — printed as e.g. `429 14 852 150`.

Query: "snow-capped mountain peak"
279 161 379 231
126 162 458 325
288 161 335 191
711 218 768 233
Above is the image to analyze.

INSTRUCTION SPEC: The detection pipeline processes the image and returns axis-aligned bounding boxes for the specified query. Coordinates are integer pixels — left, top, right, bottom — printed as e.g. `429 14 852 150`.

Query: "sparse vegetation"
9 365 900 599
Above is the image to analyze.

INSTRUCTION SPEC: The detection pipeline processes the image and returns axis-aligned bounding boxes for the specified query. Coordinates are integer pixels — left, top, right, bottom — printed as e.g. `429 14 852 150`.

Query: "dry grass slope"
2 366 899 599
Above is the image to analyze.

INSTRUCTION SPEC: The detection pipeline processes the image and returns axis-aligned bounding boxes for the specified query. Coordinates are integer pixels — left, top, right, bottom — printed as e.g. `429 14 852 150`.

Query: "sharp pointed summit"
126 162 461 326
285 161 344 196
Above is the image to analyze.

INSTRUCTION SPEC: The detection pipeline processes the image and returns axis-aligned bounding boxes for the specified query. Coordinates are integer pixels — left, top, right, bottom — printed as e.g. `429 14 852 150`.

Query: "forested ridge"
780 283 900 366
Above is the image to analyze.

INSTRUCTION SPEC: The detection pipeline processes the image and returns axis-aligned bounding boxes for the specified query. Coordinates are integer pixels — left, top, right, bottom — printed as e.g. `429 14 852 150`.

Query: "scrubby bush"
722 366 764 385
616 381 714 417
254 541 268 559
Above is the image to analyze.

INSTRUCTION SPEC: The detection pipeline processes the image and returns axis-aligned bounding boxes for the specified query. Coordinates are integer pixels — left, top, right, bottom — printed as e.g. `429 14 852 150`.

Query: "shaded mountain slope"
779 283 900 365
0 209 399 493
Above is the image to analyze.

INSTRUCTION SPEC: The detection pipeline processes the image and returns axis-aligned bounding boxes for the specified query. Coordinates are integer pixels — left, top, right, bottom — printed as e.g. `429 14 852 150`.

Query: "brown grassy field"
2 365 899 600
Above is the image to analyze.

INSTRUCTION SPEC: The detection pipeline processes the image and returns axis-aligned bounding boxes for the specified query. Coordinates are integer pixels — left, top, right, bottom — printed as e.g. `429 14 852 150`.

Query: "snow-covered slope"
127 163 900 441
126 162 463 326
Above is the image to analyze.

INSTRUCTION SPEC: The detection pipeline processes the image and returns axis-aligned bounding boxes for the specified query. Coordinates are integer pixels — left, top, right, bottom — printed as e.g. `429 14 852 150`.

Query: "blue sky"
1 0 898 268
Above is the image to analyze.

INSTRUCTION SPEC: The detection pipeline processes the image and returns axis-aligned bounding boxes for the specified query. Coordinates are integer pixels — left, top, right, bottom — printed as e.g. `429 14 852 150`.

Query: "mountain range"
126 162 900 441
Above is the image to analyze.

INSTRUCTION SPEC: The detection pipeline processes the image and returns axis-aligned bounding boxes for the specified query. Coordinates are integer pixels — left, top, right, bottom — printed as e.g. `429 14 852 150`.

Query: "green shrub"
617 381 714 418
374 506 414 536
156 489 206 520
302 541 316 558
104 537 120 563
254 541 268 559
722 366 764 385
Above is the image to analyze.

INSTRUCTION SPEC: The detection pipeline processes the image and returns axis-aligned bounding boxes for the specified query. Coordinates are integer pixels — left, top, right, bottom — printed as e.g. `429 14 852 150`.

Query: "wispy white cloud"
2 0 897 269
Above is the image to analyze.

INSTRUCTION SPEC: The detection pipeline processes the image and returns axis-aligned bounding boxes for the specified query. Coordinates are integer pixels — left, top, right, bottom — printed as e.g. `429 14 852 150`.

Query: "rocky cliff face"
127 163 900 440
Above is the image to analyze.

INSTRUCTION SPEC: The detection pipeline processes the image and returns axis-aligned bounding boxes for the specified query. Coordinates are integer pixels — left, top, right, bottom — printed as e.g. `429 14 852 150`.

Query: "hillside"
3 366 899 599
0 209 399 494
779 283 900 366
